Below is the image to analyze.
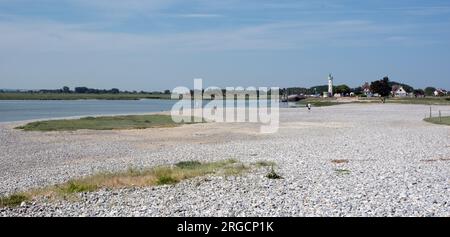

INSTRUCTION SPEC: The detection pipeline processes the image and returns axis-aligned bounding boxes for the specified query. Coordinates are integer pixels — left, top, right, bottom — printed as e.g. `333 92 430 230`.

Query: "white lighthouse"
328 73 334 97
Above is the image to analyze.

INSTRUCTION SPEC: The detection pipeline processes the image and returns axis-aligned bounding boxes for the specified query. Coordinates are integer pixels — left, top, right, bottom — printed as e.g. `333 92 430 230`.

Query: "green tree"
309 85 329 94
424 87 436 96
352 87 363 95
62 86 70 93
335 84 351 95
75 87 88 93
413 89 425 96
370 77 391 97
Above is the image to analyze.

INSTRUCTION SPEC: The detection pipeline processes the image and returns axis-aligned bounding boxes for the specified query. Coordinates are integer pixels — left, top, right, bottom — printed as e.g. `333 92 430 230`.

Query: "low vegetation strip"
15 114 201 131
296 97 450 107
0 92 170 100
424 116 450 126
0 159 274 208
385 97 450 105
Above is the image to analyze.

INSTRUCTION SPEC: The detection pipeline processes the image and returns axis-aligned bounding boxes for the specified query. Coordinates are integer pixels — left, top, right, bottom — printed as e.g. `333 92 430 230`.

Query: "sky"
1 0 450 91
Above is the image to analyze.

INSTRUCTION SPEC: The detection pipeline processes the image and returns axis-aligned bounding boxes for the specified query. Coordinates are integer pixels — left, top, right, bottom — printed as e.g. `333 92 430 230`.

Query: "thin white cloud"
72 0 175 11
402 6 450 16
0 17 446 54
172 13 223 18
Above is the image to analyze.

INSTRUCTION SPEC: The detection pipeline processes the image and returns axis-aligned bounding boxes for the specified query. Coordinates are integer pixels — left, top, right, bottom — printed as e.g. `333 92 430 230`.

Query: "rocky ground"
1 104 449 216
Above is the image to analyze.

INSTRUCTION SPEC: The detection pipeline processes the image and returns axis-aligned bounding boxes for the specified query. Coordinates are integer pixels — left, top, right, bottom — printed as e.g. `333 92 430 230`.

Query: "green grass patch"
0 159 273 208
265 164 283 179
335 169 351 175
15 114 203 131
0 194 30 208
385 97 450 105
295 97 450 107
58 181 98 194
175 161 202 169
266 169 283 179
424 116 450 126
155 174 179 185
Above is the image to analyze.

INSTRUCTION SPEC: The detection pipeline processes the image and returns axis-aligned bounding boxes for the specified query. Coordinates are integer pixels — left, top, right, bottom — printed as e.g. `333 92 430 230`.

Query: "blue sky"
1 0 450 91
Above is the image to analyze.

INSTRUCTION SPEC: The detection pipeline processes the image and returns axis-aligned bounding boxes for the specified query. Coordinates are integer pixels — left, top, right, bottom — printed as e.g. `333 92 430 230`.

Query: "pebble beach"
1 104 449 217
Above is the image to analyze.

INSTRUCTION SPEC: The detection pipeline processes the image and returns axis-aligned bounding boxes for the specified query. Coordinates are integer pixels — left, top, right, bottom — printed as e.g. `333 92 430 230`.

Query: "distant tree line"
0 86 173 95
0 83 446 98
73 87 120 94
279 77 447 98
368 77 443 97
283 84 355 96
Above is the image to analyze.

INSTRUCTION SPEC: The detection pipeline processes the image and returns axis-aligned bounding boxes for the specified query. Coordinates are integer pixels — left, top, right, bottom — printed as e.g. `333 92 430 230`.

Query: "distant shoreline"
0 92 172 100
0 92 276 101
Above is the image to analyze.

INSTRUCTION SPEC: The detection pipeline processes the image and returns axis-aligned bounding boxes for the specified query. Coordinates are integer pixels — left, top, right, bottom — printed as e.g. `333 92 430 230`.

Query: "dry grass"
0 194 30 208
421 158 450 163
335 169 351 175
0 159 274 207
331 159 349 164
255 160 276 167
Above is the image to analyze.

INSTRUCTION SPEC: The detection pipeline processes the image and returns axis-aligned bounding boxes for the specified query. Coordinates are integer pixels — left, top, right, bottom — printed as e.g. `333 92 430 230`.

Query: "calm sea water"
0 100 178 122
0 99 286 122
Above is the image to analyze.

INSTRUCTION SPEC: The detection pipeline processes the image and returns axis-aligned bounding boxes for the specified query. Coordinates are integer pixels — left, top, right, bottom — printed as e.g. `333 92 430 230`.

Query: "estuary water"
0 100 178 122
0 99 285 122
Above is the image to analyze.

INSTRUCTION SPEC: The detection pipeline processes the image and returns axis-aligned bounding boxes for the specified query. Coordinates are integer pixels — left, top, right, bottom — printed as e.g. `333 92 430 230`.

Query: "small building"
361 82 371 96
393 86 408 97
434 89 448 96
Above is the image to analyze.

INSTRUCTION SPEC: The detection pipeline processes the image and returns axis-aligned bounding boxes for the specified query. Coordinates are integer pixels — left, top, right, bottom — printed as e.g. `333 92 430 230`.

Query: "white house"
393 86 408 97
434 89 448 96
361 82 372 96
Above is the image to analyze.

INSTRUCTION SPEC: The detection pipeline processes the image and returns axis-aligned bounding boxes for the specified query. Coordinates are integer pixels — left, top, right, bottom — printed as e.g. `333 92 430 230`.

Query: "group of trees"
369 77 442 97
16 87 172 95
284 84 354 96
1 82 445 98
73 87 120 94
282 76 444 98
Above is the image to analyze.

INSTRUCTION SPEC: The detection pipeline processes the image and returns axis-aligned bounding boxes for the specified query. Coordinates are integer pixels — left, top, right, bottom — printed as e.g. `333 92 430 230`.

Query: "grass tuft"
0 194 30 208
265 165 283 179
1 159 274 208
424 116 450 126
58 181 98 194
335 169 351 175
1 159 277 208
331 159 349 164
255 160 276 167
156 175 179 185
175 161 202 169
